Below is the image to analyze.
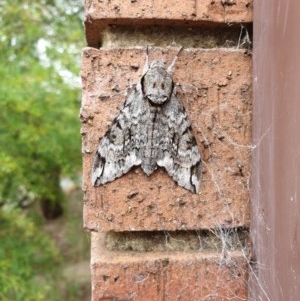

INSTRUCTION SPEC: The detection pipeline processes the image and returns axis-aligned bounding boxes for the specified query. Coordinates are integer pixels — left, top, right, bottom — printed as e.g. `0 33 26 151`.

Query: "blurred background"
0 1 91 300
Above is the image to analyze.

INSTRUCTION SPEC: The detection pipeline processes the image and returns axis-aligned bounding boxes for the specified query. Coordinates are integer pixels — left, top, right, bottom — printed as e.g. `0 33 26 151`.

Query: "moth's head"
142 61 173 105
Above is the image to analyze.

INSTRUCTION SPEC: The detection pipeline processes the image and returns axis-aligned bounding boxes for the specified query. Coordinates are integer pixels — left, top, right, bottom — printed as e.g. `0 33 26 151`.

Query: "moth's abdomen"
139 105 164 175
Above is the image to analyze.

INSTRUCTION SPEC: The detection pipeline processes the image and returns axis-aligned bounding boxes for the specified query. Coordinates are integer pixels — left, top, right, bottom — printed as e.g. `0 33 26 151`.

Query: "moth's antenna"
167 46 183 74
142 46 150 75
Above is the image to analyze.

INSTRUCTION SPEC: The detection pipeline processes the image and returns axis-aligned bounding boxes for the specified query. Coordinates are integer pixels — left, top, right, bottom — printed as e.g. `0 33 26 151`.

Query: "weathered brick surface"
91 233 248 301
197 0 253 23
84 0 253 46
81 47 252 232
85 0 252 22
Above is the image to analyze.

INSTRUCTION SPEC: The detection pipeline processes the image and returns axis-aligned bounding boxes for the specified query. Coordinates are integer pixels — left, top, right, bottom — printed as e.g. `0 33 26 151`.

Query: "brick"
91 232 248 301
81 47 252 232
85 0 252 23
84 0 253 47
85 0 196 20
196 0 253 23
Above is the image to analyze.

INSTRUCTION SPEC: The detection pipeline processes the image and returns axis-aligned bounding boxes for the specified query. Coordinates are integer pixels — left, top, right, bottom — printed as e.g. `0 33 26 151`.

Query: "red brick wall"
81 1 252 300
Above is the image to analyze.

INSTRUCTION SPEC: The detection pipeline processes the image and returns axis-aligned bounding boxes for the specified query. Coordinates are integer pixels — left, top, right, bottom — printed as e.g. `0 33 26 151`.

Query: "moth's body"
92 60 202 193
141 105 162 175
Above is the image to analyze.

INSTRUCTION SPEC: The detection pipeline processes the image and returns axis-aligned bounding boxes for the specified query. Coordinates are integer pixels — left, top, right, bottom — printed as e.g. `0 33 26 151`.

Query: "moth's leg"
167 46 183 74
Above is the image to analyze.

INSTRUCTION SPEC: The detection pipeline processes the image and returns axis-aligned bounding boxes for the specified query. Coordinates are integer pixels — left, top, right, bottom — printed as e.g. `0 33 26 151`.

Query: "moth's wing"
91 86 145 186
157 92 202 193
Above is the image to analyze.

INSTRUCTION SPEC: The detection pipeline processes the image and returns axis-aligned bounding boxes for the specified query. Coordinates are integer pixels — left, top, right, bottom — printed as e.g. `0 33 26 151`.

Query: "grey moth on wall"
91 48 202 193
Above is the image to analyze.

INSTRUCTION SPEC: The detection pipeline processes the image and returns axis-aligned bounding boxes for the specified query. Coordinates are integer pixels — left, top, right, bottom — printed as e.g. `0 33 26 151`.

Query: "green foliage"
0 209 61 300
0 1 87 299
0 0 83 206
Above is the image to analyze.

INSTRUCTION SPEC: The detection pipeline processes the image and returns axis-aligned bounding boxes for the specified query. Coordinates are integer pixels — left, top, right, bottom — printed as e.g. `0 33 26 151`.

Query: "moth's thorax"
142 66 173 105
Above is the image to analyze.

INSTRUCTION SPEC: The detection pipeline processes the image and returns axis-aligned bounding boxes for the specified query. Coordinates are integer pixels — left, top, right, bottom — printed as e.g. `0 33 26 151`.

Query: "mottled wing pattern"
156 92 202 193
91 86 145 185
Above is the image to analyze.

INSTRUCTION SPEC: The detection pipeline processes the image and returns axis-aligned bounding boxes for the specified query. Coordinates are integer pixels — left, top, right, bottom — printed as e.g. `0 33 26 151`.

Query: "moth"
91 48 202 193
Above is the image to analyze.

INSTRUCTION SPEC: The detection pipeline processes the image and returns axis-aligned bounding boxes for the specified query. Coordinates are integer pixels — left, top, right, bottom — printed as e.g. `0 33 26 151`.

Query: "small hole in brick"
178 199 186 207
127 191 139 199
114 276 120 282
162 259 169 267
103 275 110 282
148 204 155 210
